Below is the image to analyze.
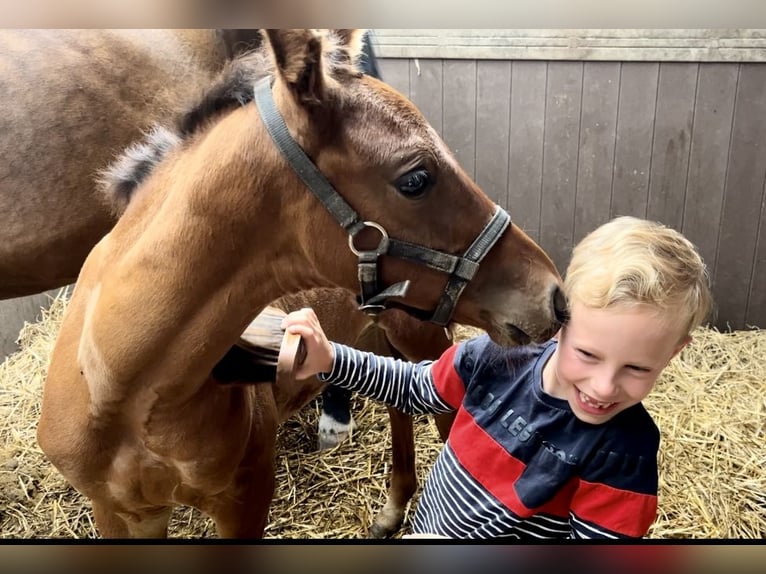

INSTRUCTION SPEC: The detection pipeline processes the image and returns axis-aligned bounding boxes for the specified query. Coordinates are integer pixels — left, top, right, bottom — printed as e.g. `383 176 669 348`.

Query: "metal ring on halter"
348 221 390 256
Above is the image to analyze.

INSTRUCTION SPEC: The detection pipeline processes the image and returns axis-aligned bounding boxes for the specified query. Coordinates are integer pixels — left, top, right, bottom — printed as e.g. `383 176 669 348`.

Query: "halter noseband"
254 76 510 327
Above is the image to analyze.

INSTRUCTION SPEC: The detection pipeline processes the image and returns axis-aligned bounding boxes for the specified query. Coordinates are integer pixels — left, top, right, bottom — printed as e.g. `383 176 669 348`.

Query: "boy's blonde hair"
564 216 713 336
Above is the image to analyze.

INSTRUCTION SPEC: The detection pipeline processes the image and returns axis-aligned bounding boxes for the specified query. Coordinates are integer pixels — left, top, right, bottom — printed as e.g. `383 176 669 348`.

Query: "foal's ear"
264 29 326 106
329 29 367 65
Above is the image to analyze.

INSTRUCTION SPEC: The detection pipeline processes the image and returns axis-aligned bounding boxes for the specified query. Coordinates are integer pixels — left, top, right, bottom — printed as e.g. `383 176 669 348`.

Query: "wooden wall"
0 290 62 357
377 57 766 331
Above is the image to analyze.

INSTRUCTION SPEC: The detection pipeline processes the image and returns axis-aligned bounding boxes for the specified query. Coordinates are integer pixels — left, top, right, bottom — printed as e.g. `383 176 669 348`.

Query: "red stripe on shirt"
430 344 465 409
571 479 657 537
448 408 574 519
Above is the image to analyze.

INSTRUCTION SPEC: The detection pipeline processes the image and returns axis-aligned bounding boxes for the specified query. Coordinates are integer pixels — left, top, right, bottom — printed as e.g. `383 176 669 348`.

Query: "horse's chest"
99 389 250 505
106 431 245 508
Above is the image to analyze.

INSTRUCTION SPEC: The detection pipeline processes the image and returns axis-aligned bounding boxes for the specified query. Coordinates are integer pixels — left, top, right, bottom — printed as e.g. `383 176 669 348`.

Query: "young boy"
281 216 713 539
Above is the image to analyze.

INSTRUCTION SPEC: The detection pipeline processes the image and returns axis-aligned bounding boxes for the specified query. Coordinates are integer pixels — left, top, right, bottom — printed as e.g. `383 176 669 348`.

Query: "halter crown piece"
254 76 510 326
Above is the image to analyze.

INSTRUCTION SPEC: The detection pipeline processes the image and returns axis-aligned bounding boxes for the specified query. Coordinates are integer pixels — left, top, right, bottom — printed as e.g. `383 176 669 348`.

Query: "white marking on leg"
317 412 357 451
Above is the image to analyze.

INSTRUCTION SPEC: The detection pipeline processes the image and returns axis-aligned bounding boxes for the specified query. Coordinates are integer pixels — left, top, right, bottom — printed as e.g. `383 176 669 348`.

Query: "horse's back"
0 29 223 297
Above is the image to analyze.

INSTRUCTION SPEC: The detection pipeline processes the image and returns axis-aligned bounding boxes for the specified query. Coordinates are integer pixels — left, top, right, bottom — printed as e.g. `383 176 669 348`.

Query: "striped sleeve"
317 342 456 415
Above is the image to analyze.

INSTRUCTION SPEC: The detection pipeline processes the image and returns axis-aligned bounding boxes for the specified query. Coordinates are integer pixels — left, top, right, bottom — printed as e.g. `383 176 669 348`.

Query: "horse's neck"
169 29 229 74
80 110 338 407
109 29 225 77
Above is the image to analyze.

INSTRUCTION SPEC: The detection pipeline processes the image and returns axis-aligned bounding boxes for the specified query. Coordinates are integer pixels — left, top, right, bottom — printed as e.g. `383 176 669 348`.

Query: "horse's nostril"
552 285 569 325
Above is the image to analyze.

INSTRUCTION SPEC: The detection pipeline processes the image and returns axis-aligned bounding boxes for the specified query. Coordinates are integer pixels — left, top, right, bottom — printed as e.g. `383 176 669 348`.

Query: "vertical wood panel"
647 63 697 229
574 62 620 244
475 61 511 206
540 61 583 274
682 63 737 325
442 60 477 179
409 59 443 134
717 64 766 329
611 63 659 218
0 292 49 357
747 174 766 327
376 58 410 97
509 62 547 243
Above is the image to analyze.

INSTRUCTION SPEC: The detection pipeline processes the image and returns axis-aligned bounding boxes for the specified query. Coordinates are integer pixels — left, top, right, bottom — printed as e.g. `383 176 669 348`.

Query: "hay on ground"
0 293 764 538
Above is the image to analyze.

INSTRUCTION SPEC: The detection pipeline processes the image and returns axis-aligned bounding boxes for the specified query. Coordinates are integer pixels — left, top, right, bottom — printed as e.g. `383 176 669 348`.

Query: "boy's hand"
280 307 335 380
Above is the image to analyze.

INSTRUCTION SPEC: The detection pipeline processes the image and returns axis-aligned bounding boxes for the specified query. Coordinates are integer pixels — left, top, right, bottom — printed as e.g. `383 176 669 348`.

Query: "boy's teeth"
579 391 613 409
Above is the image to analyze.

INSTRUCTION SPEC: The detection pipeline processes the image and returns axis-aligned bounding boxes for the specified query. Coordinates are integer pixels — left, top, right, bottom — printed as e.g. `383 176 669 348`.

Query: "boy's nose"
590 373 619 401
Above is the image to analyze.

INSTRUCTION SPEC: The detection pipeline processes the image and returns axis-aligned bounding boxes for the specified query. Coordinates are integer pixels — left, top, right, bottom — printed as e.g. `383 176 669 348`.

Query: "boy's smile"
542 301 690 425
574 388 618 415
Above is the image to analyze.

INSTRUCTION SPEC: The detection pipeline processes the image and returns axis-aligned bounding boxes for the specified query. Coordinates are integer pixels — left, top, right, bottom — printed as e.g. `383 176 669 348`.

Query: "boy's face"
543 301 690 425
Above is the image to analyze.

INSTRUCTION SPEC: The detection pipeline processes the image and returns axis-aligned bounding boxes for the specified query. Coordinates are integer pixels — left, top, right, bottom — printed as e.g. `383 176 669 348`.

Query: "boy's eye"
627 365 651 373
576 348 595 359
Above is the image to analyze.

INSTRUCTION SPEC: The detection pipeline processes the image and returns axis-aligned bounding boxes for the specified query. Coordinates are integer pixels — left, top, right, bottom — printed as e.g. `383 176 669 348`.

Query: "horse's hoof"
317 413 357 451
367 523 395 539
368 503 406 539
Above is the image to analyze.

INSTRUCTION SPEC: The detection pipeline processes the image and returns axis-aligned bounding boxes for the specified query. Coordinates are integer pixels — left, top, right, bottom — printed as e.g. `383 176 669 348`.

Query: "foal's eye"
394 168 431 198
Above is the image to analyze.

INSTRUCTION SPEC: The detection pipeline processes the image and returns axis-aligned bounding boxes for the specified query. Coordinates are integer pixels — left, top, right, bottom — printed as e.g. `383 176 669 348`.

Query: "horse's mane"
177 50 271 138
97 31 363 217
97 50 271 215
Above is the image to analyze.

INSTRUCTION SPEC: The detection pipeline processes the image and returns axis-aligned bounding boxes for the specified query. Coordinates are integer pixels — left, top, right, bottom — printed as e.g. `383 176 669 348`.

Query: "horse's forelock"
97 126 181 216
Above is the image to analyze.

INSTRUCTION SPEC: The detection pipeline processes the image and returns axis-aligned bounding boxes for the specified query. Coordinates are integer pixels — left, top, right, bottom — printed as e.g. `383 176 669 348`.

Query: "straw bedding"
0 293 763 539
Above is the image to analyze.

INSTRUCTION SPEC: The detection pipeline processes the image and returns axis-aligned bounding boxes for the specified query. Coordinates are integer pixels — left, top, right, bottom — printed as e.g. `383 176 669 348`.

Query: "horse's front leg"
91 498 172 538
433 411 456 442
368 405 418 539
203 463 276 538
200 394 279 539
318 386 357 451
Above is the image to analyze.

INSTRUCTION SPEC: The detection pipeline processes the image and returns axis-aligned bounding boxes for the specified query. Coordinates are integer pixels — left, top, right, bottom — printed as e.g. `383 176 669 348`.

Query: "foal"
37 29 564 538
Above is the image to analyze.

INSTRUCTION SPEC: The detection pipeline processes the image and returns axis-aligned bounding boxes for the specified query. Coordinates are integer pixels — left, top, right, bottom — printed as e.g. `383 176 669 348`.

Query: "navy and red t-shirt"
320 334 659 539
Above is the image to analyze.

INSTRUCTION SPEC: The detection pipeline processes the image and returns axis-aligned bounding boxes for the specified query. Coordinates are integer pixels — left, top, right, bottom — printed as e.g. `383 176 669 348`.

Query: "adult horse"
36 29 565 538
0 29 262 300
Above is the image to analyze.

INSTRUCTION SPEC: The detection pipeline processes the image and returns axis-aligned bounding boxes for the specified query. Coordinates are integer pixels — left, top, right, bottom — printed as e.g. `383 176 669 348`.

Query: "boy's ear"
671 335 692 360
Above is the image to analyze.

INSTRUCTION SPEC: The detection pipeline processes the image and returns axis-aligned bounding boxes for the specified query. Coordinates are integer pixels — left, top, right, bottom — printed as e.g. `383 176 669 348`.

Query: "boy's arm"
281 307 475 414
318 342 461 415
